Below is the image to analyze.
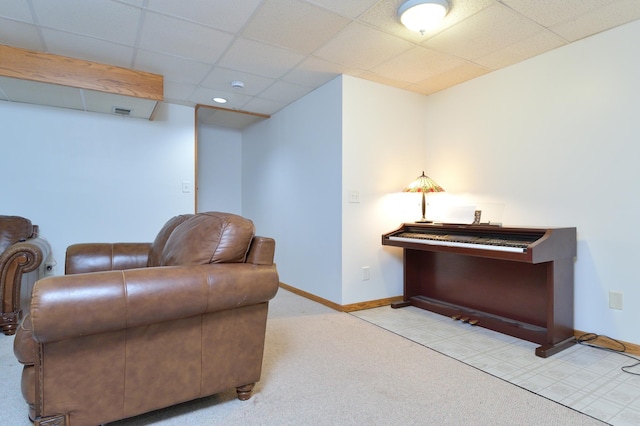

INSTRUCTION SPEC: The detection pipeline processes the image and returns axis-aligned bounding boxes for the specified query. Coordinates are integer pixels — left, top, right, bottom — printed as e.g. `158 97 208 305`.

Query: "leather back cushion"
159 212 255 266
0 215 33 254
147 214 194 267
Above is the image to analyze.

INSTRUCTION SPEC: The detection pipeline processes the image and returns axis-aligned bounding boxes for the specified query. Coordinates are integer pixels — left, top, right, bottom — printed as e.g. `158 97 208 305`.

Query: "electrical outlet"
609 291 623 310
362 266 370 281
348 190 360 203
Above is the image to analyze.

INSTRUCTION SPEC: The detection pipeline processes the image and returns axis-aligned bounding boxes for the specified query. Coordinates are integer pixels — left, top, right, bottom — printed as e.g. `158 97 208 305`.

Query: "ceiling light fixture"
212 97 228 104
398 0 449 35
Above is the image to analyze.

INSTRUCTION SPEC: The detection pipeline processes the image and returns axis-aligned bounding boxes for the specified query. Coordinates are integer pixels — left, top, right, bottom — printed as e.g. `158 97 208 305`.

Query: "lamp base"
415 219 433 223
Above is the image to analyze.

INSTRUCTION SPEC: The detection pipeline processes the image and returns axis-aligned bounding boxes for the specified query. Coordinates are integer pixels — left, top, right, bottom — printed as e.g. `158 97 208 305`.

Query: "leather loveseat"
13 212 279 426
1 215 51 336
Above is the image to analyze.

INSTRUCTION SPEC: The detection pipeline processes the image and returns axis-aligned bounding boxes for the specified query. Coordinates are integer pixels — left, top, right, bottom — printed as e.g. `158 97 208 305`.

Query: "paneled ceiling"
1 0 640 127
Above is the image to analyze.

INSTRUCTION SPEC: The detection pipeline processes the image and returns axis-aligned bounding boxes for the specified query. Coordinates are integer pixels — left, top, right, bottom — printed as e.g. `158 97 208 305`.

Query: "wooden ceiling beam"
0 44 163 101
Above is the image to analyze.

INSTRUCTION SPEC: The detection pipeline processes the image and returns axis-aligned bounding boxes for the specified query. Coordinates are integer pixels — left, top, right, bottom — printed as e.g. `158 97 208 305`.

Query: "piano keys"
382 223 577 357
387 230 537 253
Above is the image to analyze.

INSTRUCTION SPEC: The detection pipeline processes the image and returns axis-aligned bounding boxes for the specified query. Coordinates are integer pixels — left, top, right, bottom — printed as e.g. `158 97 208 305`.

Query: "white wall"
341 75 428 304
241 74 429 306
423 19 640 343
0 101 195 274
242 77 343 303
196 125 242 215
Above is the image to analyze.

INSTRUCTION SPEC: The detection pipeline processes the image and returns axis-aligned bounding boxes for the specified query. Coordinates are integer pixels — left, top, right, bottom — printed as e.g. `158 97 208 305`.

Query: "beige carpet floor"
1 289 605 425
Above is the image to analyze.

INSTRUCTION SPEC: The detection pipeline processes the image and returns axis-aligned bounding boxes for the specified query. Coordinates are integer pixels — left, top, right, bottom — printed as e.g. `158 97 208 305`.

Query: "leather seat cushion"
160 212 255 265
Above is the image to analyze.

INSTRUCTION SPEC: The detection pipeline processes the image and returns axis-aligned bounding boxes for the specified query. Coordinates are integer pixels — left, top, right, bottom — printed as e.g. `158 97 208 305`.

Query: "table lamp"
403 171 444 223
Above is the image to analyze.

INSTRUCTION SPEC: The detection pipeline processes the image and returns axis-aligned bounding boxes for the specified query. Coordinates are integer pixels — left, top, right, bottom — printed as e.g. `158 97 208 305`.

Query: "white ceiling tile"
218 38 305 79
500 0 614 28
437 0 497 26
40 29 135 68
425 3 543 60
200 68 274 96
0 0 35 22
372 46 467 83
409 62 491 95
474 30 567 70
162 80 196 103
242 0 350 54
0 19 44 51
550 0 640 42
258 80 314 104
242 96 288 115
314 22 413 70
138 12 235 63
281 56 351 87
114 0 145 6
30 0 141 45
142 0 262 33
356 71 413 90
134 50 211 84
305 0 380 19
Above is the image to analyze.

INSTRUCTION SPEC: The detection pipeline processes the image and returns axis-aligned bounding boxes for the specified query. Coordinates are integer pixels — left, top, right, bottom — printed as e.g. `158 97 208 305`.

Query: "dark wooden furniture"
382 223 577 358
1 216 51 335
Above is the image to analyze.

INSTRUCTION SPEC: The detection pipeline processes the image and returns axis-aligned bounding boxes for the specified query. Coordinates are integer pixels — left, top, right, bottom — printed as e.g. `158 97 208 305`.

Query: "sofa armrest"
246 236 275 265
65 243 152 274
0 236 51 278
1 237 52 312
29 263 279 343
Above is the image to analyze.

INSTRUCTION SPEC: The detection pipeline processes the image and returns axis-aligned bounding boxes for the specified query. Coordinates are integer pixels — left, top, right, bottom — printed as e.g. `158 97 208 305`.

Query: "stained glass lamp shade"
403 171 444 223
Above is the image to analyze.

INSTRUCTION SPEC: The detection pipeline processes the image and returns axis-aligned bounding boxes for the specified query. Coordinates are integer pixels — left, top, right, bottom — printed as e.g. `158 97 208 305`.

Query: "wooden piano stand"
383 224 577 358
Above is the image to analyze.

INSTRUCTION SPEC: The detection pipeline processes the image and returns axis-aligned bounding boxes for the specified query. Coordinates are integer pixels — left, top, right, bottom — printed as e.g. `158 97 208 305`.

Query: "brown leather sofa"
13 212 279 426
1 215 51 336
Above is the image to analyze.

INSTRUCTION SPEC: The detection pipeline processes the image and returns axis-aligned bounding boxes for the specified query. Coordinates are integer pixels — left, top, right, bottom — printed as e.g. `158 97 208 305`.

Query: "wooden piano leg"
535 336 576 358
391 301 411 309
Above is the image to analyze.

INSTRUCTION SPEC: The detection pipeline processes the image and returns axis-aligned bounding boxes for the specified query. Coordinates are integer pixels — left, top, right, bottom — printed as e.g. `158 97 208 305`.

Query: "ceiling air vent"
112 106 132 116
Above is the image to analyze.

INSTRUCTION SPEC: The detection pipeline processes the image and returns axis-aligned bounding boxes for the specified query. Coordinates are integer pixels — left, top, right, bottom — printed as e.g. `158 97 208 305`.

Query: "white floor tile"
351 306 640 426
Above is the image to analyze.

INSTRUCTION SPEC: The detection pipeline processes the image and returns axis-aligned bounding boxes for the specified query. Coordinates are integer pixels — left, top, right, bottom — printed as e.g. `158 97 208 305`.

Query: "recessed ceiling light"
212 97 228 104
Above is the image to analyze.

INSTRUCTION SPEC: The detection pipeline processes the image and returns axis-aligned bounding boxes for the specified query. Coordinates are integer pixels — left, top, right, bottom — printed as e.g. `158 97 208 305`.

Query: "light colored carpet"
1 289 605 425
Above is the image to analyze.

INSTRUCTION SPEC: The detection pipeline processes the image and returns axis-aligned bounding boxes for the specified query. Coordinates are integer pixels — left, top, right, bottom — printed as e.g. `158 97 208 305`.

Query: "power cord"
576 332 640 375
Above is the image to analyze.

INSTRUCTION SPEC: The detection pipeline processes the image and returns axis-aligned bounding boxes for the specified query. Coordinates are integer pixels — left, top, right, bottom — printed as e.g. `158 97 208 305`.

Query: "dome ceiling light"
398 0 450 35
